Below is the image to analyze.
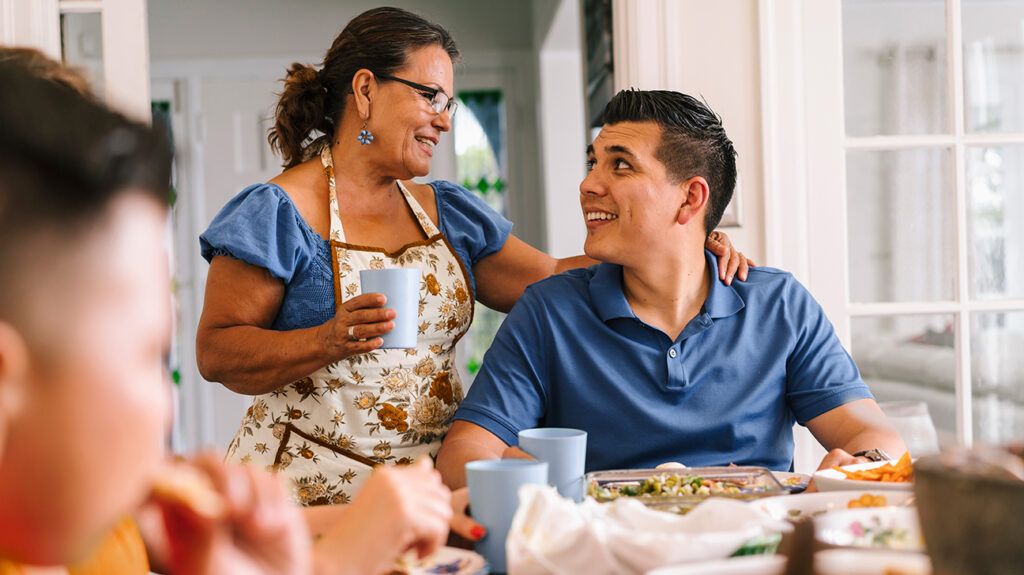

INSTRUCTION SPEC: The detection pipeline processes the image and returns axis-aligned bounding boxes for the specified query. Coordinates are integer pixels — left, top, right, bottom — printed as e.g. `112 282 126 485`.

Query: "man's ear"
0 322 30 461
350 68 376 121
676 176 710 227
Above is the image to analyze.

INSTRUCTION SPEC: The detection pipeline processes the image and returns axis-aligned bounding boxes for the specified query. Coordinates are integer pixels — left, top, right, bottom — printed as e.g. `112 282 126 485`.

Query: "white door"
802 0 1024 449
199 78 282 226
170 73 284 452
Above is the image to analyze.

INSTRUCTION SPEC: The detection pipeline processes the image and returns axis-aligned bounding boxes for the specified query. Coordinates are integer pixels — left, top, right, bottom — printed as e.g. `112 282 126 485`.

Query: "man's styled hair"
0 63 172 328
600 89 737 233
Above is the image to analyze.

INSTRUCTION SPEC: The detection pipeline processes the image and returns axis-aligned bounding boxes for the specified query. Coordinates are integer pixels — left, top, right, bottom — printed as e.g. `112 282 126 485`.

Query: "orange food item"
847 493 888 508
833 452 913 483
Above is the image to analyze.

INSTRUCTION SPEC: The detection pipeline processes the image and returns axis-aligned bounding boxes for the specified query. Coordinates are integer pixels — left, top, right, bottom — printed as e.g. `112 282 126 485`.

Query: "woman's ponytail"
268 63 331 168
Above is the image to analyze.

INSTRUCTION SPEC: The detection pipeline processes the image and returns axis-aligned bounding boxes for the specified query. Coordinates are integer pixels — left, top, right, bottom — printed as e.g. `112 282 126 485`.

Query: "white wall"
0 0 59 58
534 0 588 257
149 0 535 61
613 0 766 264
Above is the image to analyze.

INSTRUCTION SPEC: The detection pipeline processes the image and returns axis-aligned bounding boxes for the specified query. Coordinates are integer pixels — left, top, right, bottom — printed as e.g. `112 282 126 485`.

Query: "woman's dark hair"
600 89 738 234
270 6 460 168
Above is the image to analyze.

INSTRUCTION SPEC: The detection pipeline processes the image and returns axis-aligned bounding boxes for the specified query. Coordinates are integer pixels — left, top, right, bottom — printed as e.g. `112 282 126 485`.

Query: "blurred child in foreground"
0 59 451 575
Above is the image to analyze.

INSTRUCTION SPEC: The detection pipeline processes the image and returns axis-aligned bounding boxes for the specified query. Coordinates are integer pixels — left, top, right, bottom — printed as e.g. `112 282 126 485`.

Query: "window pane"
842 0 948 137
852 315 954 451
963 0 1024 133
847 148 956 303
968 145 1024 300
454 91 507 382
971 312 1024 444
60 12 104 96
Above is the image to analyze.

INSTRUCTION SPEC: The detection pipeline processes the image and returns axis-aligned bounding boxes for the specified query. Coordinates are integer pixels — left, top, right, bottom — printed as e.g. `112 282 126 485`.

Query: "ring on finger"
347 325 359 341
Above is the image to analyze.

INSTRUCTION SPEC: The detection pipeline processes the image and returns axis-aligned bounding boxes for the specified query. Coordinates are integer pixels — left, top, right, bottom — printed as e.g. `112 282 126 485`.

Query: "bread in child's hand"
151 464 226 519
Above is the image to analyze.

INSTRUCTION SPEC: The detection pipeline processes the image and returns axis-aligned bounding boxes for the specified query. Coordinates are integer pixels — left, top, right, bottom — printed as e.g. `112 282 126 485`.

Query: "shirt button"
668 348 678 359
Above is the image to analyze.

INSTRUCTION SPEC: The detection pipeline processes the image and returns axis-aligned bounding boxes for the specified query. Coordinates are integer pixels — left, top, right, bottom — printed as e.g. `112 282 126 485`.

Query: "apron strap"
320 145 347 243
320 145 440 240
396 180 442 237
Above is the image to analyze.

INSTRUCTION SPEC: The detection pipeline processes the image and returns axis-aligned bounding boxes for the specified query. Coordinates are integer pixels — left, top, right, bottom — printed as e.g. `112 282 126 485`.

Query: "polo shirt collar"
589 251 745 323
703 249 745 319
590 263 634 322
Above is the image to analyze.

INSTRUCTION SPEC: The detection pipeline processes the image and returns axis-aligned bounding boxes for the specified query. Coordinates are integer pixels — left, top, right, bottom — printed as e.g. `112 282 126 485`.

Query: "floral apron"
225 146 474 505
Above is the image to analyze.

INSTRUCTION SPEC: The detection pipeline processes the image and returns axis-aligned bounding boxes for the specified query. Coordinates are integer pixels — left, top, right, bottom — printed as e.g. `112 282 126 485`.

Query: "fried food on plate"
833 452 914 483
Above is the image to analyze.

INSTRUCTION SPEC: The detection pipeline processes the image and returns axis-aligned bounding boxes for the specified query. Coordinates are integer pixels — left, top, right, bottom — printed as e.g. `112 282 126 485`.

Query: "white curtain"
881 43 951 303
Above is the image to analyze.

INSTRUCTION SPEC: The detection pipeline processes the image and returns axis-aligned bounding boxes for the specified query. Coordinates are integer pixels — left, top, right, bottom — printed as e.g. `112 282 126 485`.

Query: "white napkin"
506 485 788 575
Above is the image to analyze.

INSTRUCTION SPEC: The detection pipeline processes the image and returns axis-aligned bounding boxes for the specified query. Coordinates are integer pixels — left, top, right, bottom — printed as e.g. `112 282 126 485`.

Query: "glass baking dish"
585 466 787 514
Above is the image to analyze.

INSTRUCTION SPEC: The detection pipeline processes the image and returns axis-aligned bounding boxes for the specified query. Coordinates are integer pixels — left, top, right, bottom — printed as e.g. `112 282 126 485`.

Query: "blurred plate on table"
771 471 811 493
751 490 915 522
813 461 914 492
645 555 786 575
389 546 487 575
815 549 931 574
815 507 924 552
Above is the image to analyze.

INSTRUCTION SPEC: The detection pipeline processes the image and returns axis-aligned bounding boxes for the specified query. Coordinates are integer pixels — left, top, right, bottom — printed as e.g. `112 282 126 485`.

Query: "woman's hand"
447 487 486 547
705 230 756 285
317 292 397 360
314 458 453 575
151 455 311 575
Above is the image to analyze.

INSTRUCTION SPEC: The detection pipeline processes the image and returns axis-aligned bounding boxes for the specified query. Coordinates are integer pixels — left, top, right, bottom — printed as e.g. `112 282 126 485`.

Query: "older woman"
197 7 750 507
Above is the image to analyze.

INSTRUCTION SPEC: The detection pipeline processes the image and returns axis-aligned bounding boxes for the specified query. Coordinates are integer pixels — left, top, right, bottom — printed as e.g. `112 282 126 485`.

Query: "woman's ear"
676 176 711 227
0 322 30 460
350 69 376 121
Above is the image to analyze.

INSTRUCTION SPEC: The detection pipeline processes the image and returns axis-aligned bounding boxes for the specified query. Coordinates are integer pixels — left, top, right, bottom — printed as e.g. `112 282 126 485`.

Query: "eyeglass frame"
374 73 459 118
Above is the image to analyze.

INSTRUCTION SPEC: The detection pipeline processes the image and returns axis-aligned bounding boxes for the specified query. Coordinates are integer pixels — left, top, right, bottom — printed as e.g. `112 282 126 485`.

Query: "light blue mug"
359 268 420 349
466 459 548 573
518 427 588 502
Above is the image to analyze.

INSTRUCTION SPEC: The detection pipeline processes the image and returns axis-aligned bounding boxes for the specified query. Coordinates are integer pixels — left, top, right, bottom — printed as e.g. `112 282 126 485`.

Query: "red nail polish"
470 525 486 540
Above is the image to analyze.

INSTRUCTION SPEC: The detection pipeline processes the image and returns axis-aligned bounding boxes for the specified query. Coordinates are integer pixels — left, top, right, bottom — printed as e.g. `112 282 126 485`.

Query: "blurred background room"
2 0 1021 472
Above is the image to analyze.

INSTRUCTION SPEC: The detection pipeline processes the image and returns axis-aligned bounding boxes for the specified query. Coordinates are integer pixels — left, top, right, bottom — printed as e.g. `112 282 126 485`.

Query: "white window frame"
800 0 1024 446
1 0 150 121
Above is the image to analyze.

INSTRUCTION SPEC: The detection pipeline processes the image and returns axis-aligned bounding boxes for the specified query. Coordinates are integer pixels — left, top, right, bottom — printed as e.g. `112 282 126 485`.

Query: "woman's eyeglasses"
375 73 458 118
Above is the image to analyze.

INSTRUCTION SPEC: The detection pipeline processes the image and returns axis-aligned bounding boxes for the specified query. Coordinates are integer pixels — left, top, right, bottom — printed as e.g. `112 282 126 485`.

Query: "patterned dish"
814 507 924 552
389 546 488 575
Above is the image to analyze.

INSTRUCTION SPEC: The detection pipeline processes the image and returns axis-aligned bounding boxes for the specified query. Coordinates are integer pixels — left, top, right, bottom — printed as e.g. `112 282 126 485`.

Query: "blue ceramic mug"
466 459 548 573
518 428 588 502
359 268 420 349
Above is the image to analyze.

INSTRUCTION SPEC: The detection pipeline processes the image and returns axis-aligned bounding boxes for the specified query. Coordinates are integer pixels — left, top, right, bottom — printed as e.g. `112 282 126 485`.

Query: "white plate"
813 461 914 492
393 546 487 575
751 490 916 522
815 549 931 575
645 555 786 575
815 507 924 552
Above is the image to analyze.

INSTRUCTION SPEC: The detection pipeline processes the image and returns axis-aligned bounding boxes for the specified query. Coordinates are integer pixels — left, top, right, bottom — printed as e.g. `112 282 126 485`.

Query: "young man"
437 90 905 486
0 63 452 575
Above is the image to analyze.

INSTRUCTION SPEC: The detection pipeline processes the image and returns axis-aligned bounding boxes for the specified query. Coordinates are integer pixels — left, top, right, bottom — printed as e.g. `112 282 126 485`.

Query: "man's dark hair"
0 62 172 326
600 89 737 233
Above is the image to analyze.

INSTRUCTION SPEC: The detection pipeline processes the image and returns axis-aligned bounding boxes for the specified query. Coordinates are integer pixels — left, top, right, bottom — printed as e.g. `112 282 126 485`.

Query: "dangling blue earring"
357 121 374 145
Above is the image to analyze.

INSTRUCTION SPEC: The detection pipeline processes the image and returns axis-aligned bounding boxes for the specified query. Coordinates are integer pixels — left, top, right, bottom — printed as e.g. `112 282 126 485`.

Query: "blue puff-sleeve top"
199 181 513 331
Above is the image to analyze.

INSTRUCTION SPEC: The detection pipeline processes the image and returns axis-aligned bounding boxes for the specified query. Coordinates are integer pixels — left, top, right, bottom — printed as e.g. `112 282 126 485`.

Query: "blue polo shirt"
454 251 872 472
